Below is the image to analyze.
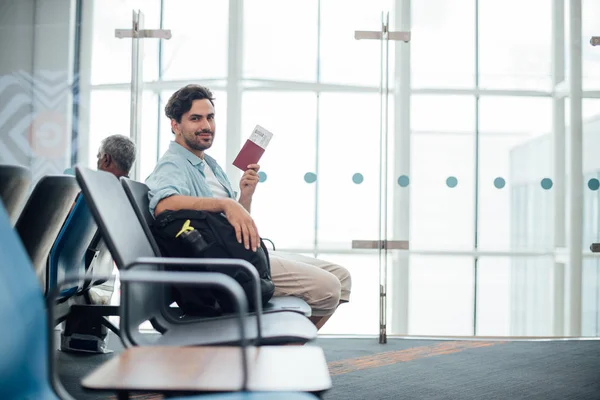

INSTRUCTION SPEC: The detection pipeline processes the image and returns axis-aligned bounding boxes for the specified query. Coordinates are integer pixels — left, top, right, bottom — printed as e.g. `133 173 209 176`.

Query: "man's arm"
154 194 231 217
148 160 260 251
155 194 260 252
238 195 251 214
237 164 260 214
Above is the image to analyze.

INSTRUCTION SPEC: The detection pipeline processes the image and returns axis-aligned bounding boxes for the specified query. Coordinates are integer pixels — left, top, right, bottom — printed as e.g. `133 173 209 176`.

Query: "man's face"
173 99 216 153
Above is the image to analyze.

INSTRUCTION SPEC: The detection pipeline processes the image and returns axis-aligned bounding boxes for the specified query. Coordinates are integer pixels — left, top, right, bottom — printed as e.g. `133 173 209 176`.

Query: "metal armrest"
262 238 276 251
47 271 250 397
126 257 263 341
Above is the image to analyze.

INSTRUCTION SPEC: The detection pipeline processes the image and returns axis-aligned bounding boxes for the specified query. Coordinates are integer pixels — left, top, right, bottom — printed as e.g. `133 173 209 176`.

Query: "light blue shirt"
146 141 236 216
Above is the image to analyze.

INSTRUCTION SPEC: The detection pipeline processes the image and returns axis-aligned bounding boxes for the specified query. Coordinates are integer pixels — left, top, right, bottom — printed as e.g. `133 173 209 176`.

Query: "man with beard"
145 84 351 330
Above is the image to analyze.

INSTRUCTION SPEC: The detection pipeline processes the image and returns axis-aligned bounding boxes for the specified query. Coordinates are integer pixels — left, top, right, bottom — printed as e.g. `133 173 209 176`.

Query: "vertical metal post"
225 0 244 185
568 0 583 337
389 0 411 336
115 10 171 181
473 0 480 337
314 0 323 258
77 0 94 169
355 11 411 344
378 12 389 344
552 0 566 336
156 0 165 164
130 10 144 180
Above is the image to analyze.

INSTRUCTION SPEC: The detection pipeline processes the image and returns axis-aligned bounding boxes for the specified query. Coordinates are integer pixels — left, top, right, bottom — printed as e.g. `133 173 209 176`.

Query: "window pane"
320 0 394 86
476 257 511 336
411 133 475 250
87 91 129 168
318 93 381 249
583 0 600 90
584 98 600 121
582 168 600 336
139 94 159 180
409 256 473 335
412 95 475 132
582 260 600 336
244 0 318 81
161 0 228 80
89 0 160 84
478 97 553 251
158 90 227 171
410 95 475 250
566 98 600 122
478 256 556 336
87 90 158 180
478 0 551 90
411 0 475 88
479 96 552 134
241 92 317 249
317 254 379 335
582 103 600 335
515 257 554 336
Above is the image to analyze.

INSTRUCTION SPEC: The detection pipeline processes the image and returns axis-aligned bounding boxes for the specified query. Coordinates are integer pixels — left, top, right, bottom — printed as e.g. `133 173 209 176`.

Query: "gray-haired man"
88 134 136 304
61 134 136 353
97 134 136 178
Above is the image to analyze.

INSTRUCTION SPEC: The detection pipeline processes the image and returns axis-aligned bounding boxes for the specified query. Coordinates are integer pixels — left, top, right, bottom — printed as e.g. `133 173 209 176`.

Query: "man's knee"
328 264 352 301
309 273 342 315
336 265 352 291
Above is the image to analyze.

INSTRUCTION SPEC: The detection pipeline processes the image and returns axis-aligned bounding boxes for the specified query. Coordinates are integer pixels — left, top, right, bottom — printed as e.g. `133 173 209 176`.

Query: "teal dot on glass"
588 178 600 191
541 178 553 190
494 177 506 189
397 175 410 187
352 173 364 184
258 171 267 183
304 172 317 184
446 176 458 188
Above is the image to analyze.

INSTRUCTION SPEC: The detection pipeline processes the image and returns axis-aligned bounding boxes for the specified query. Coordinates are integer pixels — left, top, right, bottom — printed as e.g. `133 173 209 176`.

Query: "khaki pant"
269 251 352 317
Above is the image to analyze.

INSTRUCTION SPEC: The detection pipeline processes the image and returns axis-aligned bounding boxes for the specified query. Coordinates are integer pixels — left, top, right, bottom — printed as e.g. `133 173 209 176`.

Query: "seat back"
47 194 98 298
121 177 184 313
74 166 163 330
0 164 31 224
120 177 162 255
15 175 80 291
0 201 55 399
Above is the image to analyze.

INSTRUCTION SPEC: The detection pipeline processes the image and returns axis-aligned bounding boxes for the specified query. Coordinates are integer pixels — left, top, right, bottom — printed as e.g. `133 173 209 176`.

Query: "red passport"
233 125 273 171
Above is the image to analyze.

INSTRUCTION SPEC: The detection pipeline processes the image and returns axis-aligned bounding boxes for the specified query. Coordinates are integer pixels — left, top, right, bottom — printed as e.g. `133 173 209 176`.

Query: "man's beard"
183 131 214 151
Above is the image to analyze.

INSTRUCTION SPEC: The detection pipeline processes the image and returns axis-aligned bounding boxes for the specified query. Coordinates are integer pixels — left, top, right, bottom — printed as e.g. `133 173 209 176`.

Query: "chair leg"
100 316 120 337
116 390 129 400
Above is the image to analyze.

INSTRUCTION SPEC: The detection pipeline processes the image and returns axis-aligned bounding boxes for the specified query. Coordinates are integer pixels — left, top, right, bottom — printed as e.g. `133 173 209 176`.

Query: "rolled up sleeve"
146 160 191 217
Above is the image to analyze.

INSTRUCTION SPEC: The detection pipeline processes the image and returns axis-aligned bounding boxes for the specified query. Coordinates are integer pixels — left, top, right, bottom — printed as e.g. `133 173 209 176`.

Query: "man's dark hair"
165 84 215 127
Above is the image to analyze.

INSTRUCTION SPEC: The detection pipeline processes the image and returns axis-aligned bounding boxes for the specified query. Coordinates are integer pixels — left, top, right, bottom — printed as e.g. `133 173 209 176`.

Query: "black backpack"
151 209 275 317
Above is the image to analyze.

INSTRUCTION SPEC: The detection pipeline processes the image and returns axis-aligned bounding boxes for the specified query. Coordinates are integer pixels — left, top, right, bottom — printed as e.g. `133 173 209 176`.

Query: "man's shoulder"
146 150 189 183
156 150 189 168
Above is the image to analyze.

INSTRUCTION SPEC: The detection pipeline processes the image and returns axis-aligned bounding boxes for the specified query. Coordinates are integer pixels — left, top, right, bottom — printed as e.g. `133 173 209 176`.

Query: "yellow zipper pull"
175 219 195 238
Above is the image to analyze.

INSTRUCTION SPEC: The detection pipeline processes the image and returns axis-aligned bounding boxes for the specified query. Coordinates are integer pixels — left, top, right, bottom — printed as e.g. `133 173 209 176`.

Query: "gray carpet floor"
320 338 600 400
57 334 600 400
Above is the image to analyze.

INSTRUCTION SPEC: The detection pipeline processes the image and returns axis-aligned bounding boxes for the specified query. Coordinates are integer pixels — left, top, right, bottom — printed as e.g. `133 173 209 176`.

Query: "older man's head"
96 134 136 178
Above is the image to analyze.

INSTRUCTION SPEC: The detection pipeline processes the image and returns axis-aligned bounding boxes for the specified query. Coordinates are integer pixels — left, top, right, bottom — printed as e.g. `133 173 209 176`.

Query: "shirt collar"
169 141 205 167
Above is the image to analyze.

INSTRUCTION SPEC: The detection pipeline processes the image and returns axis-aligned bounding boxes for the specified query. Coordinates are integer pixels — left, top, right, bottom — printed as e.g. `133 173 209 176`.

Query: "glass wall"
0 0 77 183
68 0 600 337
